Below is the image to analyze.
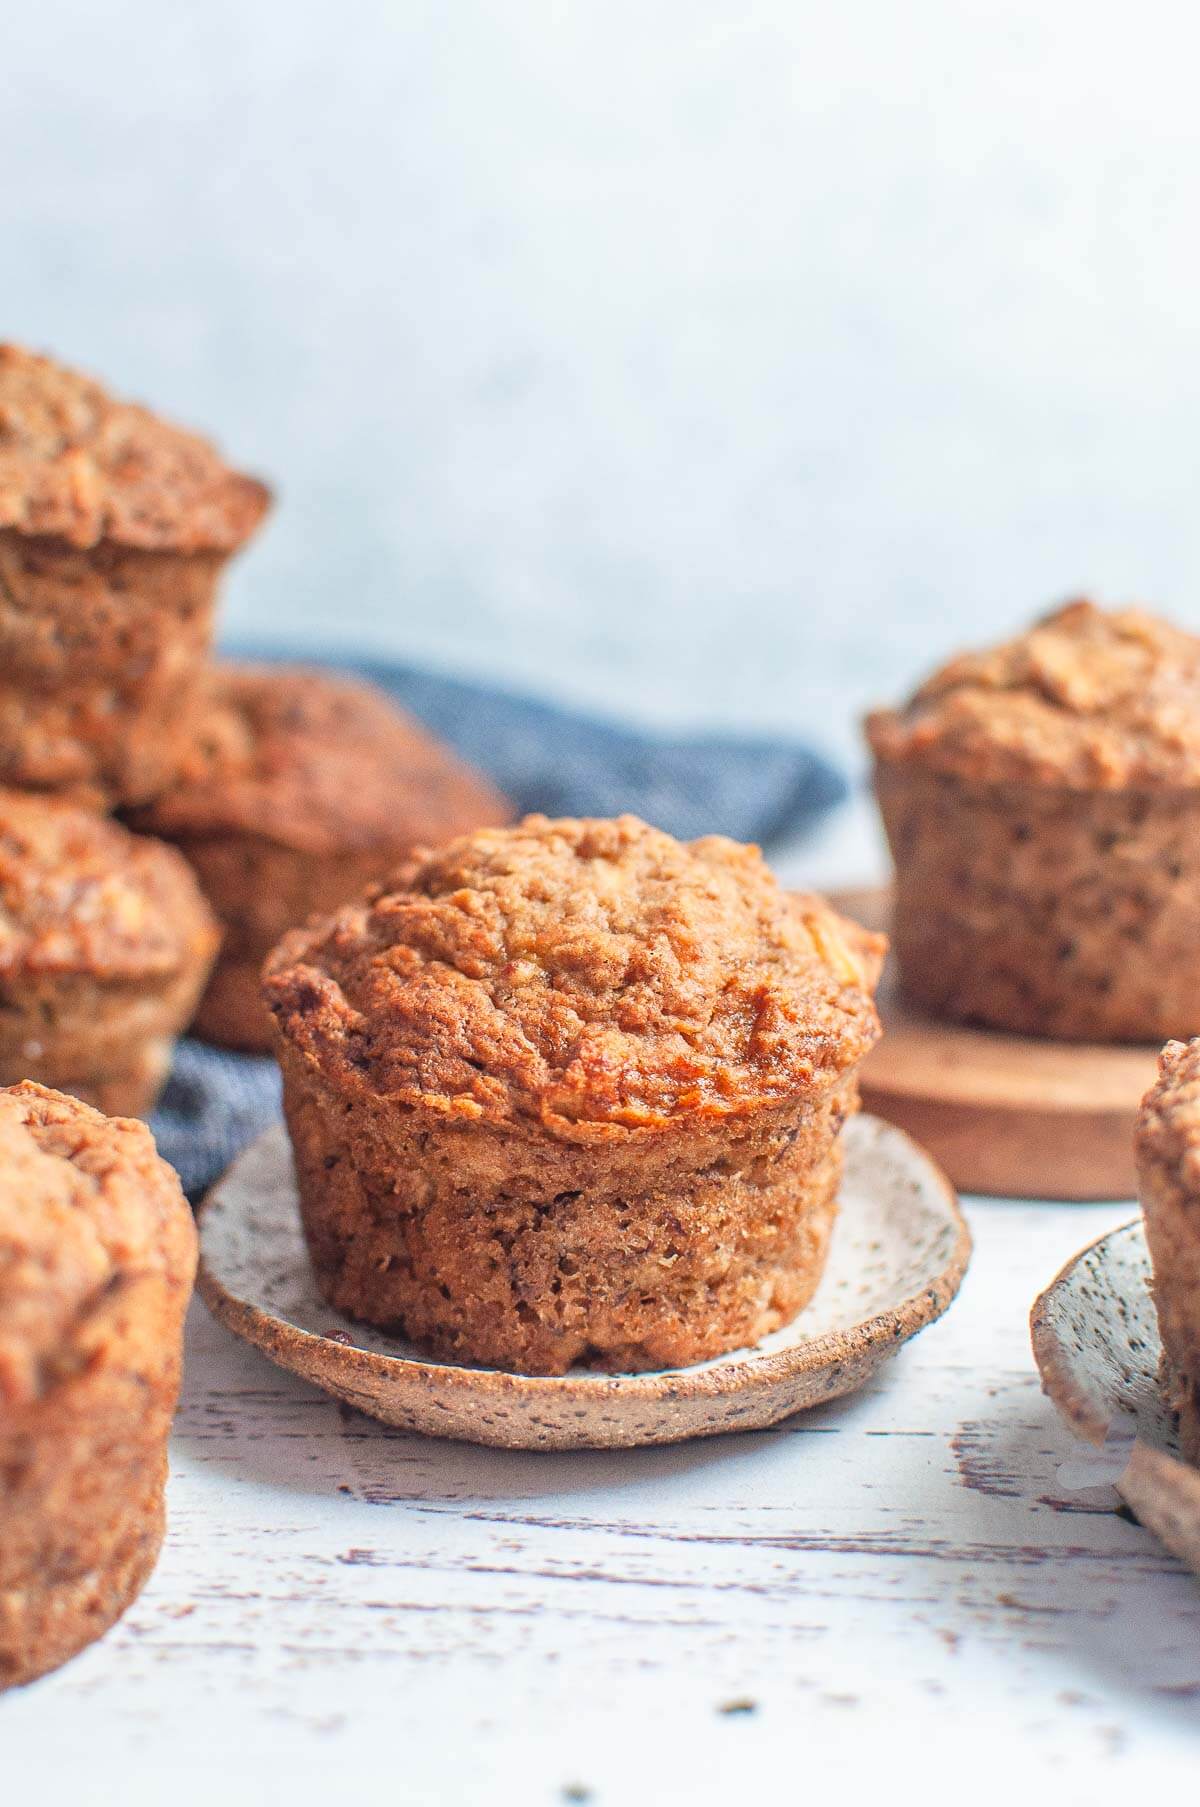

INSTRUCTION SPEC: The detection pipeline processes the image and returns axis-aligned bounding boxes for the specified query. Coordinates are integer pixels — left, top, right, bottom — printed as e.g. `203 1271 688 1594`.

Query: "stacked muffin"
0 343 511 1093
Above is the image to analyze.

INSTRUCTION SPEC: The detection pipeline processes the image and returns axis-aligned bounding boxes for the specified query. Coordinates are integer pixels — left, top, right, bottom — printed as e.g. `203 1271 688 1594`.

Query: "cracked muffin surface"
867 599 1200 790
266 815 884 1374
128 662 511 1050
0 1082 196 1689
0 342 270 552
264 812 882 1135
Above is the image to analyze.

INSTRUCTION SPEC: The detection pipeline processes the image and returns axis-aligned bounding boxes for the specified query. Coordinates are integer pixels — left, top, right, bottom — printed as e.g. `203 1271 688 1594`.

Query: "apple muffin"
0 343 270 808
127 662 511 1052
264 813 884 1375
0 789 219 1115
0 1082 197 1689
866 600 1200 1041
1136 1038 1200 1465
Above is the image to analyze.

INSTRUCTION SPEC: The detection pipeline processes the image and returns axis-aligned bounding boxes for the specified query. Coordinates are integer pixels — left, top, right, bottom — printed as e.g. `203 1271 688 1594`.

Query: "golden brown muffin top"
1137 1038 1200 1198
0 789 219 981
264 813 883 1137
127 663 512 856
866 600 1200 789
0 343 271 553
0 1082 196 1406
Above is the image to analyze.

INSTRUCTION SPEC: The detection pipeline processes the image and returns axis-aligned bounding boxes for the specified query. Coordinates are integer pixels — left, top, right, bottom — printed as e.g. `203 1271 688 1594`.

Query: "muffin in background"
127 662 512 1052
0 344 270 808
1136 1039 1200 1466
0 789 218 1115
0 1082 197 1690
264 813 884 1376
866 600 1200 1042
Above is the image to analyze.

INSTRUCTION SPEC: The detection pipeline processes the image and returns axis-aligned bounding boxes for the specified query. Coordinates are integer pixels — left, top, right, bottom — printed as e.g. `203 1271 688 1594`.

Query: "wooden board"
831 886 1162 1201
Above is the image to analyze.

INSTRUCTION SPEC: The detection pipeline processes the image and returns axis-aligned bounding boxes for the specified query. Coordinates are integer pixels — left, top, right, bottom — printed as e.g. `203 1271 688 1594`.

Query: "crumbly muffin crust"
0 344 270 552
0 790 219 1113
867 599 1200 790
266 815 883 1373
1136 1040 1200 1464
0 1082 196 1689
128 663 511 1050
265 813 881 1134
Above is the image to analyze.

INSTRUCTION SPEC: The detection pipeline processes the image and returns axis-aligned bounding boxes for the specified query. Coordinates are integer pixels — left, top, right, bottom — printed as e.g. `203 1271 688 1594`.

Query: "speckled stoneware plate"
197 1114 971 1451
1031 1221 1200 1575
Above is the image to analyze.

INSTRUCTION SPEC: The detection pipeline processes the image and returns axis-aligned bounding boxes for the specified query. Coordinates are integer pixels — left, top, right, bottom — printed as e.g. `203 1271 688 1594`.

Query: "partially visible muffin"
1136 1039 1200 1465
0 790 218 1114
0 344 270 808
867 600 1200 1041
0 1082 196 1690
127 663 512 1052
264 813 884 1376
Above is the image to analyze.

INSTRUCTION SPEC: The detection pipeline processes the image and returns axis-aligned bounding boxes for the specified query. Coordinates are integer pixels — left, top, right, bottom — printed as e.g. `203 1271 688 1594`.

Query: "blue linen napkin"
150 656 845 1196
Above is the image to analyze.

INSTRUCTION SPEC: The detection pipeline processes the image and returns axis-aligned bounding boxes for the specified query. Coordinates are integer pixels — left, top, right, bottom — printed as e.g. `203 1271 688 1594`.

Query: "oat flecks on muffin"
0 1082 196 1690
126 662 512 1051
265 813 883 1134
867 598 1200 790
1137 1038 1200 1465
0 789 219 1115
0 343 271 553
265 815 884 1375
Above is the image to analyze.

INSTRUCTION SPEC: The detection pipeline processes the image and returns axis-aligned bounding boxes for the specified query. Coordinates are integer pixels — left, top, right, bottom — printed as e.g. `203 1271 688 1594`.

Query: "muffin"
264 814 884 1376
127 662 511 1052
0 789 219 1114
1137 1039 1200 1465
866 600 1200 1041
0 1082 197 1689
0 344 270 808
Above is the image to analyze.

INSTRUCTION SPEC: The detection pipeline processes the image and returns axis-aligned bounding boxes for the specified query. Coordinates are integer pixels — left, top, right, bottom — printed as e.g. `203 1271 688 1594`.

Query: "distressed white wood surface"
5 806 1200 1798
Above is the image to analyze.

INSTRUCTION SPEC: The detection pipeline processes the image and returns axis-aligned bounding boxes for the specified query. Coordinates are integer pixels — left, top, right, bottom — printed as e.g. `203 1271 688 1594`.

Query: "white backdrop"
5 0 1199 764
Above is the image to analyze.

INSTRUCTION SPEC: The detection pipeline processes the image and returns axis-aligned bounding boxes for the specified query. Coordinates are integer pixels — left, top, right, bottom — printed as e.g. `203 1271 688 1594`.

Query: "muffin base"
0 1483 165 1691
875 762 1200 1042
0 961 213 1120
276 1044 856 1375
0 530 222 808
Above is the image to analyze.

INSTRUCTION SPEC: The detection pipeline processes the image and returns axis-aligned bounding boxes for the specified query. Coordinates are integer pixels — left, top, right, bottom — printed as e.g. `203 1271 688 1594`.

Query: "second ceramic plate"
197 1114 971 1452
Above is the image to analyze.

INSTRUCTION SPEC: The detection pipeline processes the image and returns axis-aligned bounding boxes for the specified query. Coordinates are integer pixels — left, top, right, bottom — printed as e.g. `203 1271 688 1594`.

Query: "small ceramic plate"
197 1114 971 1451
1031 1221 1200 1575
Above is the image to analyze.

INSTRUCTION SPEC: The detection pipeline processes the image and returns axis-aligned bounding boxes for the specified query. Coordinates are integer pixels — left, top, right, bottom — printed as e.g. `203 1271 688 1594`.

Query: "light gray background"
5 1 1199 768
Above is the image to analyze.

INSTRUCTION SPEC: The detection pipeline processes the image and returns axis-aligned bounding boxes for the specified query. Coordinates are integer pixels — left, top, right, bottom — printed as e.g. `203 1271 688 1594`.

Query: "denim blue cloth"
150 656 845 1196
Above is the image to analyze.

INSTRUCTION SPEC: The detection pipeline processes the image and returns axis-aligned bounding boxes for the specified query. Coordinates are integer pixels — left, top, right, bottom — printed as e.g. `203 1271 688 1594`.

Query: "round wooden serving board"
831 886 1161 1202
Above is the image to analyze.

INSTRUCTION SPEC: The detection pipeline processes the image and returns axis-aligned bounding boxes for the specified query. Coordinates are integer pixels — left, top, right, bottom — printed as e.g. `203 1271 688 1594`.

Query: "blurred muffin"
0 790 218 1114
0 1082 196 1689
127 663 511 1052
0 344 270 807
1136 1039 1200 1465
264 813 884 1376
866 600 1200 1041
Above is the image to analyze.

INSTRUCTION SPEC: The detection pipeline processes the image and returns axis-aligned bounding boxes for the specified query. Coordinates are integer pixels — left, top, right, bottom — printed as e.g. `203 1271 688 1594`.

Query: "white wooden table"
6 803 1200 1798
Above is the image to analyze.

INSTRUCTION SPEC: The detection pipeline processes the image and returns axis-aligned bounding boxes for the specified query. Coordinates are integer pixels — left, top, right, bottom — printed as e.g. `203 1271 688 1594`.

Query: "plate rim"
1030 1214 1151 1446
196 1113 973 1410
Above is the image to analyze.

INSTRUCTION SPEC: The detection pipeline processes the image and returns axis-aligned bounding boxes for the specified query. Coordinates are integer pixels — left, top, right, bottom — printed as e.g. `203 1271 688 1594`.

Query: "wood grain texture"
832 887 1162 1201
4 1192 1200 1798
